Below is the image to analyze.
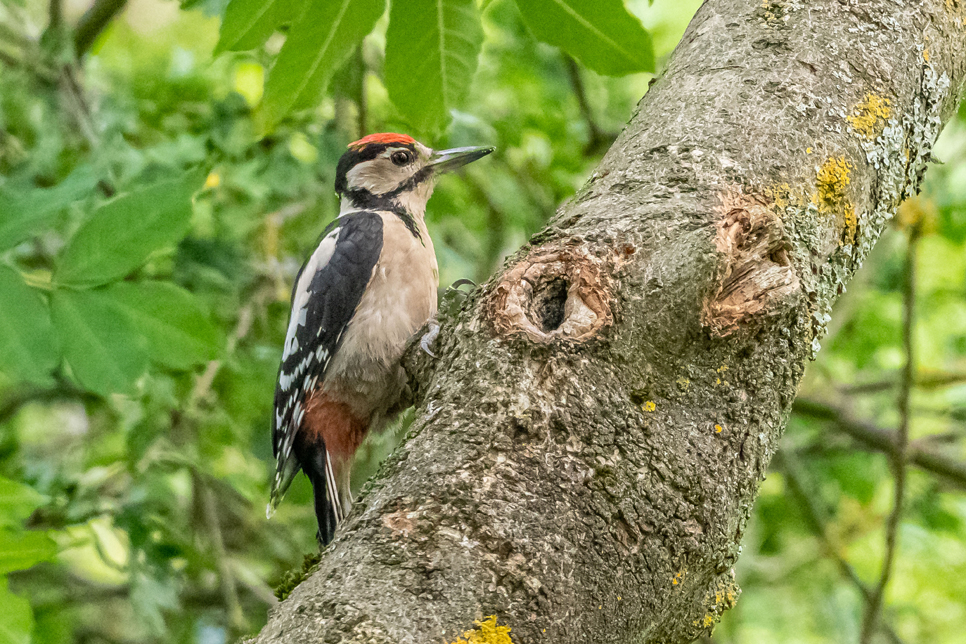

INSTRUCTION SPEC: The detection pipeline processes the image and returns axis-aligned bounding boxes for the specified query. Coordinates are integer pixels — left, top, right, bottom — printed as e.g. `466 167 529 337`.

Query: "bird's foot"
420 320 440 358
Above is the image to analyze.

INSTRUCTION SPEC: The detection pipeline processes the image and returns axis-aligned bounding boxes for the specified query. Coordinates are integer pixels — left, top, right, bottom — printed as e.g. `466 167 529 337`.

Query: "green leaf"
515 0 654 76
107 282 223 370
0 166 98 251
56 170 205 288
0 477 47 529
0 267 60 385
385 0 483 132
0 580 33 644
0 530 57 574
216 0 305 53
262 0 385 127
51 289 149 397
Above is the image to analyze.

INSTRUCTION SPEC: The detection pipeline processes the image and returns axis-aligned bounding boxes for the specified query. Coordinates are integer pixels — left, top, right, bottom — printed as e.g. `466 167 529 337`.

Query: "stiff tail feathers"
266 451 300 520
312 452 342 545
268 439 346 546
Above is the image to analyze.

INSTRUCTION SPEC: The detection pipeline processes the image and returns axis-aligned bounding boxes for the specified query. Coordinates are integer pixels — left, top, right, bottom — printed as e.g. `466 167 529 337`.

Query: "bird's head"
335 133 493 216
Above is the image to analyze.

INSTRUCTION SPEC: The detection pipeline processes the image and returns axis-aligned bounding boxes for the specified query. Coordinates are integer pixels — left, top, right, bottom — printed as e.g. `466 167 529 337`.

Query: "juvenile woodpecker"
268 133 493 544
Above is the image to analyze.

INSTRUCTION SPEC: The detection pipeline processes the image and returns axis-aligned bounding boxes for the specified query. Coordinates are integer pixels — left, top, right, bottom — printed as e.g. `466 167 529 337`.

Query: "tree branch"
861 227 920 643
48 0 63 34
838 369 966 394
792 399 966 489
197 473 247 633
564 55 615 156
777 452 905 644
462 172 508 283
74 0 127 58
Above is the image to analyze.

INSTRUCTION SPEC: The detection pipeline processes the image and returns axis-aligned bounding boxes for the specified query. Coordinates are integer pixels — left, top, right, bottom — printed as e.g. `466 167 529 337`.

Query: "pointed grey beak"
427 145 494 173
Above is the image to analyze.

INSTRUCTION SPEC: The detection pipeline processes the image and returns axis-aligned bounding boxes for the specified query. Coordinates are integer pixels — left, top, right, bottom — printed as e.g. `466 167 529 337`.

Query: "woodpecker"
267 133 493 545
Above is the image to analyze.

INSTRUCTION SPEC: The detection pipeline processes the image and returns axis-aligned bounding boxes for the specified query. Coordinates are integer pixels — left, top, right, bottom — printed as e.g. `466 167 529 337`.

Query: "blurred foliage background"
0 1 964 643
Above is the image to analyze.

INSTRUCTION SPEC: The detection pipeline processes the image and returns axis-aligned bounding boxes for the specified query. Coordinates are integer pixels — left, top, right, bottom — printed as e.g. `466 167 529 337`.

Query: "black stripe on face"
340 187 422 241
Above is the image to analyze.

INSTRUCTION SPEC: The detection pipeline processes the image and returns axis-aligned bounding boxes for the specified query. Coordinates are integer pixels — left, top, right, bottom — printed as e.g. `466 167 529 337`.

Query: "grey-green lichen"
857 47 950 262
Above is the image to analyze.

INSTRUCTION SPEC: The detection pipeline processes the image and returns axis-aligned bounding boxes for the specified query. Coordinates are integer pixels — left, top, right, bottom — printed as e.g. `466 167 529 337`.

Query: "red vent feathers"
348 132 416 149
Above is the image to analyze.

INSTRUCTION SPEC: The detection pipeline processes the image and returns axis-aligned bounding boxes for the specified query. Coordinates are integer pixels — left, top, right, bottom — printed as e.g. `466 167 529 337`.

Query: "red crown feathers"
348 133 416 149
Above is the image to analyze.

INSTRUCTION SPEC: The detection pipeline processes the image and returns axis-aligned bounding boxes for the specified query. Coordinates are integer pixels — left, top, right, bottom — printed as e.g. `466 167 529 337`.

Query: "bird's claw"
420 321 440 358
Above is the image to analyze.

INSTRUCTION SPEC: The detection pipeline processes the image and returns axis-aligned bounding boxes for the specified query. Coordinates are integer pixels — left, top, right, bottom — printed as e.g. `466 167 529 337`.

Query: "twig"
839 370 966 395
0 22 31 49
462 173 507 282
0 33 59 84
48 0 63 33
564 55 615 156
173 289 267 628
777 452 905 644
232 560 279 607
197 473 247 632
792 399 966 489
187 304 254 410
59 63 99 148
860 227 919 644
74 0 127 57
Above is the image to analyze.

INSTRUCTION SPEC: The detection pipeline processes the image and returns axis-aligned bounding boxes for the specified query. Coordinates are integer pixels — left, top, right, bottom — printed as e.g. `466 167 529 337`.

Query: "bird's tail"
309 451 342 545
266 451 300 520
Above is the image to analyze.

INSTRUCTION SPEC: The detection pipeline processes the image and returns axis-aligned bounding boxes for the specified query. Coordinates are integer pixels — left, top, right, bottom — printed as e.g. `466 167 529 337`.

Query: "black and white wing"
267 211 383 516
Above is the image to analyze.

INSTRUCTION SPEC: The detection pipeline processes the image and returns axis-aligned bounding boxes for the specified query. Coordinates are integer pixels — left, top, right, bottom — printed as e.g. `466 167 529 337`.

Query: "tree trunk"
250 1 966 642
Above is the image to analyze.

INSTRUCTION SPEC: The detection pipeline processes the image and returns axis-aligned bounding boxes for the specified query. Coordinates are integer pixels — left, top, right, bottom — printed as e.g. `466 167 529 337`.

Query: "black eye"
390 150 414 166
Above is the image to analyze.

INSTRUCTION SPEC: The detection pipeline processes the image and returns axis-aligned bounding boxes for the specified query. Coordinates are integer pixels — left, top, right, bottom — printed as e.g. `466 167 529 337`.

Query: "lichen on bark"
249 1 966 643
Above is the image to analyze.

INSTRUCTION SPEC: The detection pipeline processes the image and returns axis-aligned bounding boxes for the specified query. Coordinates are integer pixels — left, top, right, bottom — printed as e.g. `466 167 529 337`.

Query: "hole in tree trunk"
488 249 612 344
530 278 569 332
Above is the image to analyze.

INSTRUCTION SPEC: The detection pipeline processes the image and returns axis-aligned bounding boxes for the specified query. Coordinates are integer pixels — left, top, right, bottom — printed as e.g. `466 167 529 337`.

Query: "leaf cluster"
216 0 655 131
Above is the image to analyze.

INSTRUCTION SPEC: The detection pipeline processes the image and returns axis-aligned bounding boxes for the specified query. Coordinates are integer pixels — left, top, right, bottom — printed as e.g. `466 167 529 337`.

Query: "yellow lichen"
714 424 724 434
446 616 514 644
846 93 892 140
814 155 859 244
676 377 690 392
842 202 857 245
672 570 686 586
643 401 656 412
763 182 793 210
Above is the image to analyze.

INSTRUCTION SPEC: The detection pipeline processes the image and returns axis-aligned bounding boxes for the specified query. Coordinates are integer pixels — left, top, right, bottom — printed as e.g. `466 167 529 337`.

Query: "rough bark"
251 1 966 642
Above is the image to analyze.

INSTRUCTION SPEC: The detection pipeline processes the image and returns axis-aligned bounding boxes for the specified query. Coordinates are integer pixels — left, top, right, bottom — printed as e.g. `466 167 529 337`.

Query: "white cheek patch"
345 157 416 195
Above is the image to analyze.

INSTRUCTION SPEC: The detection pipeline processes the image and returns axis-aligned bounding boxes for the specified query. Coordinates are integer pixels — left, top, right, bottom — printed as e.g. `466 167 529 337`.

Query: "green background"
0 1 964 643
